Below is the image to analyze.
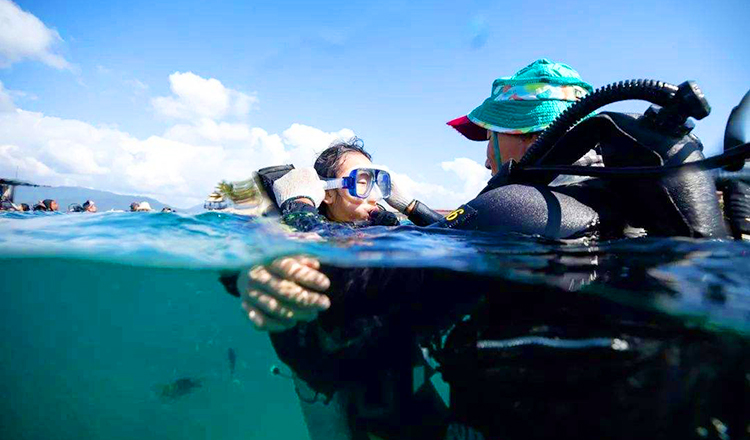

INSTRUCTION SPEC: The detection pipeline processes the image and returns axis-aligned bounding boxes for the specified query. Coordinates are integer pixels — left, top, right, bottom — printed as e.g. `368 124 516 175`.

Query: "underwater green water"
0 258 309 440
1 211 750 439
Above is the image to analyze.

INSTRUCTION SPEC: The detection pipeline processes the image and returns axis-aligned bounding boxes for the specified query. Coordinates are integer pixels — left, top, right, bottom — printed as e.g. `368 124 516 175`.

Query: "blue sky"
1 0 748 208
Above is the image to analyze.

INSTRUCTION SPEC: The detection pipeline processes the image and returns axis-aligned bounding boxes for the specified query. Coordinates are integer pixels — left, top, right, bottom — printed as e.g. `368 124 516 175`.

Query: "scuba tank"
715 90 750 239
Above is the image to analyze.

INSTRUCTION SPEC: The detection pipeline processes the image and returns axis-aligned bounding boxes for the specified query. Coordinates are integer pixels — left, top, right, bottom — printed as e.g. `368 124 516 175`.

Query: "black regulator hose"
519 80 690 167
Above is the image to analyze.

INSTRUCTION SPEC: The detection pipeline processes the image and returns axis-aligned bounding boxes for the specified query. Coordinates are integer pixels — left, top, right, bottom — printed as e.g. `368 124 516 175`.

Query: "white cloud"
281 123 356 167
126 78 148 94
152 72 257 121
0 71 489 210
0 80 15 112
441 157 491 198
0 110 355 208
0 0 73 70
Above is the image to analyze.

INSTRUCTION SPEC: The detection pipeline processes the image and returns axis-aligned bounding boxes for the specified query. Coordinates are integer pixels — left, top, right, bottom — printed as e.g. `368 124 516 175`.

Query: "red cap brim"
446 115 487 141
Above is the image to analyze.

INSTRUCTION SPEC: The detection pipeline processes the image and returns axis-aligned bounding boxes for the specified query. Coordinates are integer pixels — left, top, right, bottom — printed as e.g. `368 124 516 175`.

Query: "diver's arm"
405 200 444 226
273 168 359 233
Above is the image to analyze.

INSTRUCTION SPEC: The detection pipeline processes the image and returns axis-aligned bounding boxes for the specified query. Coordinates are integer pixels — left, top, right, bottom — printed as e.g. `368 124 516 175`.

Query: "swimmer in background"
33 199 59 212
69 200 98 213
82 200 97 213
130 201 153 212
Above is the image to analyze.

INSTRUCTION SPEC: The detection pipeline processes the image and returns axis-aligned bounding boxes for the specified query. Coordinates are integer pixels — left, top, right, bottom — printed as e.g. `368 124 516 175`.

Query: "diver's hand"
239 256 331 332
273 168 325 207
384 177 415 214
369 208 400 226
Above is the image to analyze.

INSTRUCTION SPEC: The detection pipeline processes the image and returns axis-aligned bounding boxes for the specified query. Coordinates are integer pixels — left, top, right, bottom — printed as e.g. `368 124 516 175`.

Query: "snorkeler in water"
129 201 153 212
82 200 97 213
229 138 402 331
33 199 59 212
271 137 400 231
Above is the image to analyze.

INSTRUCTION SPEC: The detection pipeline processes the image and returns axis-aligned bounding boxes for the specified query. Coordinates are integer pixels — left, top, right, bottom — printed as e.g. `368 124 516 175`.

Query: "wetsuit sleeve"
281 199 402 232
218 272 240 297
279 199 330 232
407 200 445 226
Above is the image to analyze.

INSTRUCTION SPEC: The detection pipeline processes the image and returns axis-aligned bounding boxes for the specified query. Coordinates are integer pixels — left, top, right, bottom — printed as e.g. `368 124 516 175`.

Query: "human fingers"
295 256 320 270
243 288 319 323
247 266 330 311
268 256 331 292
241 301 295 332
248 266 331 311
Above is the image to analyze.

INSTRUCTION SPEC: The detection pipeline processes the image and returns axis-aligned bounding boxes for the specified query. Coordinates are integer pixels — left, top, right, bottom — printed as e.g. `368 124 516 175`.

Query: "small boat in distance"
204 192 228 211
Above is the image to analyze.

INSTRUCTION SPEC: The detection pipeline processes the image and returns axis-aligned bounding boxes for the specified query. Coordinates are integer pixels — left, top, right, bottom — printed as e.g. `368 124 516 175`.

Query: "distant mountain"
12 186 186 212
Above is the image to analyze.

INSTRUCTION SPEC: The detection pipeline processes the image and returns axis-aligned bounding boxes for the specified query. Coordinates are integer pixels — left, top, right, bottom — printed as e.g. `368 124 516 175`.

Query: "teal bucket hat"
447 58 593 141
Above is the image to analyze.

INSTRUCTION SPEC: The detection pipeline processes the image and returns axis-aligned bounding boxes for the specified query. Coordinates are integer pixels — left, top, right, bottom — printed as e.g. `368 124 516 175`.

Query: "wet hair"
314 137 371 179
313 137 371 218
42 199 56 211
82 200 95 209
20 203 30 211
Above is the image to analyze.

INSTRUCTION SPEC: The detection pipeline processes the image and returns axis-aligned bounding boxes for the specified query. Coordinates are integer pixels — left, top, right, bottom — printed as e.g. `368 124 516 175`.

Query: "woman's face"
322 152 381 222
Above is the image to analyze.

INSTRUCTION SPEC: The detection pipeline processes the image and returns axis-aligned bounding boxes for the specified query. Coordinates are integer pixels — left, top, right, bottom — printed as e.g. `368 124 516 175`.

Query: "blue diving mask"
322 168 392 199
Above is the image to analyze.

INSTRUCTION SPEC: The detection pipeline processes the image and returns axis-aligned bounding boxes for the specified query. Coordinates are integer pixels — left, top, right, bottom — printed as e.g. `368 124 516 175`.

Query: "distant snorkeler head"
43 199 58 211
82 200 97 212
20 203 30 211
130 202 140 212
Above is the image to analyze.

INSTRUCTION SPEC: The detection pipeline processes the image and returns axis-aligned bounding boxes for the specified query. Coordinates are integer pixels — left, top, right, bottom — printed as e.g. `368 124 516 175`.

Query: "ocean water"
1 211 749 440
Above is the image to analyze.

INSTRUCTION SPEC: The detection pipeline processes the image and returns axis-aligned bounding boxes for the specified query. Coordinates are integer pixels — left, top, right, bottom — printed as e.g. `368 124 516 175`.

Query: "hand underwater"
238 255 331 332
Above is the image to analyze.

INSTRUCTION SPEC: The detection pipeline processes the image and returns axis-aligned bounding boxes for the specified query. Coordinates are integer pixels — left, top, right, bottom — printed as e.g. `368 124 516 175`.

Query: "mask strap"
491 131 503 170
